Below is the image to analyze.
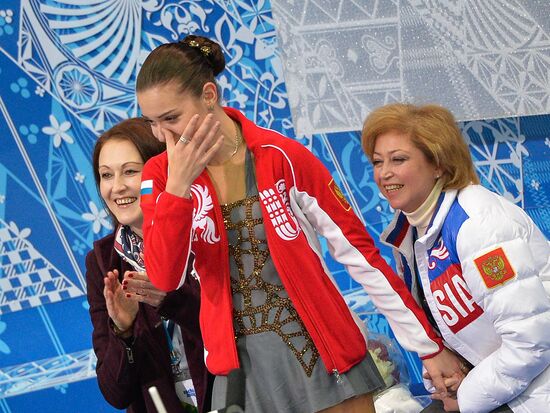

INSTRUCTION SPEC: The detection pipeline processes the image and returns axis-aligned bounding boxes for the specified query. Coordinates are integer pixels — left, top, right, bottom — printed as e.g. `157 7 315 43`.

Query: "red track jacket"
141 107 443 376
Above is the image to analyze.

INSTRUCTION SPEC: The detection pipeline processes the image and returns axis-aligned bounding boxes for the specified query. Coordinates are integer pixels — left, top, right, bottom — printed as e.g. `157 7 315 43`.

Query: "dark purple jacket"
85 232 212 413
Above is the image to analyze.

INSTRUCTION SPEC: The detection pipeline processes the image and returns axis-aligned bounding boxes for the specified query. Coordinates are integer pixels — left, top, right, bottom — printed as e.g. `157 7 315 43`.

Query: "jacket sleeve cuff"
419 339 445 360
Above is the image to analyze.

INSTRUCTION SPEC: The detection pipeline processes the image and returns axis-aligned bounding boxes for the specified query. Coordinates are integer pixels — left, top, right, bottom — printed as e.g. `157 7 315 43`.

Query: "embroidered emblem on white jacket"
428 238 450 269
259 179 300 241
191 184 220 244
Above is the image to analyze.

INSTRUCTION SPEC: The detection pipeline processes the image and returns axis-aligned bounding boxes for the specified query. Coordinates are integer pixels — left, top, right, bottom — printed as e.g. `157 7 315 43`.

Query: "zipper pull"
126 346 135 364
332 369 343 385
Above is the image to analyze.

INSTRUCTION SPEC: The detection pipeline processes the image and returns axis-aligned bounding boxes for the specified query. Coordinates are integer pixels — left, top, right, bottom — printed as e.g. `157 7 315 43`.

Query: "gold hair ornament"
184 39 211 58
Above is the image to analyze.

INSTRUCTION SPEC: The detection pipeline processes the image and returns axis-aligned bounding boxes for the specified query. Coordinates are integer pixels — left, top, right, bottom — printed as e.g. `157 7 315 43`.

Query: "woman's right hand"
422 347 467 397
103 269 138 332
163 113 224 198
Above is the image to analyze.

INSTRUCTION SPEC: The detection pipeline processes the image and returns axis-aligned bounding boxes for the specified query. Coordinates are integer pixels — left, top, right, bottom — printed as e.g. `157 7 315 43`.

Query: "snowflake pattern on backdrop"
271 0 550 135
0 1 549 410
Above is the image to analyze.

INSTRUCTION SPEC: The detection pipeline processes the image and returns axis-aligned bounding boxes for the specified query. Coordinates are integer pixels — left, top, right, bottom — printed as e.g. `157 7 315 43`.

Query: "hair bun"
180 35 225 76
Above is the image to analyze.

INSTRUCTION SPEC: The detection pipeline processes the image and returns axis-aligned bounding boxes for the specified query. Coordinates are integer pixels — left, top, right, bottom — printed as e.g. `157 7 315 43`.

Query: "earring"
207 103 214 112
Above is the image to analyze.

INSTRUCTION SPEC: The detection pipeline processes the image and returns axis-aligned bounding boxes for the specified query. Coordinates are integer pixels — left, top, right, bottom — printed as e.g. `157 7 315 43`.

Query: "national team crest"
259 179 300 241
474 247 515 288
328 179 351 211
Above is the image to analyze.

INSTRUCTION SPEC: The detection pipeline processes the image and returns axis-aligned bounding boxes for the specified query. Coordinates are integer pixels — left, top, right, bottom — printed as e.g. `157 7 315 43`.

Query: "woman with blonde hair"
362 103 550 412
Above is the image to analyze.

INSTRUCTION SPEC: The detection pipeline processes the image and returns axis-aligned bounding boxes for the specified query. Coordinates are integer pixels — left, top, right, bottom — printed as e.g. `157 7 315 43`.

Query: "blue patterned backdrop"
0 1 549 411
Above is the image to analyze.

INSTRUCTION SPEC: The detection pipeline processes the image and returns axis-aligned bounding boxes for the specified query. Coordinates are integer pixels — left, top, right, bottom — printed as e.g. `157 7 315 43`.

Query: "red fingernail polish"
122 286 127 290
126 294 131 298
128 273 134 278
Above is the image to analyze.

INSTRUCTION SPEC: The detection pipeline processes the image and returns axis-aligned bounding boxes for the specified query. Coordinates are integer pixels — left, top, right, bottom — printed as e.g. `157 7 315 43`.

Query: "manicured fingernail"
127 273 133 278
122 286 127 290
126 294 131 298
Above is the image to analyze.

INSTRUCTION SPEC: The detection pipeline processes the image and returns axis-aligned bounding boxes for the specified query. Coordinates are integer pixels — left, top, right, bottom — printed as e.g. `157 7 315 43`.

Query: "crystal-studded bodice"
220 195 319 376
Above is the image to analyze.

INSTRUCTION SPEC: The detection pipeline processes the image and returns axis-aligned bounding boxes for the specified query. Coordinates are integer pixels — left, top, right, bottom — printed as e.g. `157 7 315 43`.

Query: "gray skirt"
211 331 384 413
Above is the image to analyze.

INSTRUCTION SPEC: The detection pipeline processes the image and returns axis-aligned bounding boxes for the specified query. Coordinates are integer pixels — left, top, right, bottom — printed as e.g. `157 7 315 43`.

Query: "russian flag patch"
474 247 516 289
141 180 153 203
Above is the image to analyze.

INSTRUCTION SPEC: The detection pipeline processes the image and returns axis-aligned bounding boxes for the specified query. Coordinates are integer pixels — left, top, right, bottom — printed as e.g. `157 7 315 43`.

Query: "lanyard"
161 320 198 410
161 318 180 366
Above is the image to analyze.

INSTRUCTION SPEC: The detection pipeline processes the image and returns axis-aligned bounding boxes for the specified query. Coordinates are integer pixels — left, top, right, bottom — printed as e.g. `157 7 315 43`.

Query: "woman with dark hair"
362 103 550 412
86 117 212 413
135 35 465 412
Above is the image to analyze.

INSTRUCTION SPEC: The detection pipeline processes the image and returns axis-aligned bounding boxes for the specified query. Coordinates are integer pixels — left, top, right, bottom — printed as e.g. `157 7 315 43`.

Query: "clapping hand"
103 269 139 332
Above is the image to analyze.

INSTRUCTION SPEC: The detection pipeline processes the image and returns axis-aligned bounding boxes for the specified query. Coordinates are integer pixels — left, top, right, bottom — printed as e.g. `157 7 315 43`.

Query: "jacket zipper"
256 162 344 383
125 346 134 364
269 233 343 384
204 173 240 369
332 369 343 384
